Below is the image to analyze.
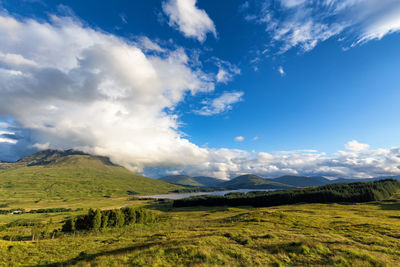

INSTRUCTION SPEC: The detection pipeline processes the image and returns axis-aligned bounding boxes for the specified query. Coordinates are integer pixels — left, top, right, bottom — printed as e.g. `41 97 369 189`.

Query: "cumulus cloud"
1 11 399 181
194 91 244 116
244 0 400 53
162 0 217 42
345 140 370 152
147 145 400 180
0 12 220 171
234 136 244 142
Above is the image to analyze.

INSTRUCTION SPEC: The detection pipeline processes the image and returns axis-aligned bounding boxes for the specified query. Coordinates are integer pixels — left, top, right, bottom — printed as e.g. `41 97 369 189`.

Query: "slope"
220 174 293 189
192 176 224 187
160 175 224 187
159 175 203 187
0 150 183 202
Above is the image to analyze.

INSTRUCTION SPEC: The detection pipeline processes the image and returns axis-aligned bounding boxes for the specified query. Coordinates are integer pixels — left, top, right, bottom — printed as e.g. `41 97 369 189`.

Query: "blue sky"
0 0 400 179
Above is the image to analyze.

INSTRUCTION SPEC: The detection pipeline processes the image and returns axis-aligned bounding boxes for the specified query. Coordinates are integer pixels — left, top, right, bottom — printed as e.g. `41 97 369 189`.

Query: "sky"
0 0 400 179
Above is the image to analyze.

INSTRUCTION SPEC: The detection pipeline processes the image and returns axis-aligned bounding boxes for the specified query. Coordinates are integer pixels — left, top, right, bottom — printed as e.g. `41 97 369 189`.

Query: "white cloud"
0 129 17 144
214 58 241 83
245 0 400 53
32 142 50 150
162 0 217 42
147 144 400 180
278 66 285 76
194 91 244 116
345 140 370 152
135 36 165 52
1 12 400 181
280 0 306 8
0 52 38 67
234 136 244 142
253 136 259 141
216 69 229 83
354 3 400 46
0 124 17 144
0 137 17 144
0 13 219 171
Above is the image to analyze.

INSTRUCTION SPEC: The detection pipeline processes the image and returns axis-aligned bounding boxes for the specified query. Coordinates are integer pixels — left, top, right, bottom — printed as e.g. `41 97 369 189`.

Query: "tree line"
61 207 156 232
173 179 400 208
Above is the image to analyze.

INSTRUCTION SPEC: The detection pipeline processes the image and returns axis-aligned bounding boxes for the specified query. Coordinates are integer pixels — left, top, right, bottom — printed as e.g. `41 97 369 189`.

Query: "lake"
140 189 275 200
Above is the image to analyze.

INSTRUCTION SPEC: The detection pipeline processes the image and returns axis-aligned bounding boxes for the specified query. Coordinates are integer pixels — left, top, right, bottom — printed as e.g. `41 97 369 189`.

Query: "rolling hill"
159 175 224 187
0 149 184 201
160 175 203 187
192 176 224 187
220 174 293 189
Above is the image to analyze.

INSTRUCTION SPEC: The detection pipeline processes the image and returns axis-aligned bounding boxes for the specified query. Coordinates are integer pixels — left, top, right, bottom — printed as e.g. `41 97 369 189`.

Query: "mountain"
160 175 203 187
271 175 331 187
159 175 224 187
0 149 183 200
220 174 293 189
192 176 224 187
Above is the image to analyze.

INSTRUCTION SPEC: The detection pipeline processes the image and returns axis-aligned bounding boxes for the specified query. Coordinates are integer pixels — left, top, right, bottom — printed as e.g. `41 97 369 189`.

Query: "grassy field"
0 153 183 210
1 191 400 266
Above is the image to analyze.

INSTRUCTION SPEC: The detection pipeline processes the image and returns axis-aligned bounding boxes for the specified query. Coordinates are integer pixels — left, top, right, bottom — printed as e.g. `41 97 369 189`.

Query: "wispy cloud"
162 0 217 42
244 0 400 53
0 129 18 144
214 58 241 83
194 91 244 116
119 13 128 24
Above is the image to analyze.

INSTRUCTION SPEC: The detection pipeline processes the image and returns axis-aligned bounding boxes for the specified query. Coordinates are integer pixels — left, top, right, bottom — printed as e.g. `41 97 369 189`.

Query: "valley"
1 150 400 266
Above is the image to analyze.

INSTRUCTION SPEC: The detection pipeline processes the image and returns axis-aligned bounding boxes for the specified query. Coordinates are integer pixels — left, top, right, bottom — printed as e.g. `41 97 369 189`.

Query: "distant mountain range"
159 174 400 189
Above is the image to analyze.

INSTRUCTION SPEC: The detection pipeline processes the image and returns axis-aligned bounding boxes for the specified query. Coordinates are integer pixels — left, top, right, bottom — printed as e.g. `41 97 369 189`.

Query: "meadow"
1 191 400 266
1 152 399 266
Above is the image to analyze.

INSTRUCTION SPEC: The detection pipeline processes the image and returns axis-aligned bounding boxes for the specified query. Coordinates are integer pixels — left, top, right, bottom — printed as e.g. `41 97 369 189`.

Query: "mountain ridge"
160 175 224 187
220 174 294 189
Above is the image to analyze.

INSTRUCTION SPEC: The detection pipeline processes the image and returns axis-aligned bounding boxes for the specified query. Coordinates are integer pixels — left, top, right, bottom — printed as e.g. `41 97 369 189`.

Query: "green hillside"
0 150 183 205
160 175 224 187
192 176 224 187
221 174 293 189
159 175 203 187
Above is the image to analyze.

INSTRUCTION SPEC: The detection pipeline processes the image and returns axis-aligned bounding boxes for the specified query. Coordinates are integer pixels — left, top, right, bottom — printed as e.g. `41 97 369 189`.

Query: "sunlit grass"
0 155 183 210
1 192 399 266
